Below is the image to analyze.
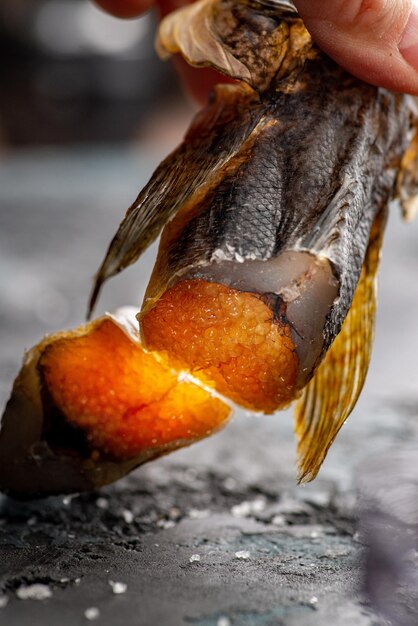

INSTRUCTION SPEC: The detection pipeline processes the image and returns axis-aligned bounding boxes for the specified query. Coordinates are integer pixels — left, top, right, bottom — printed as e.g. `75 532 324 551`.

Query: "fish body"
90 0 418 478
1 0 418 496
92 0 414 370
141 57 409 357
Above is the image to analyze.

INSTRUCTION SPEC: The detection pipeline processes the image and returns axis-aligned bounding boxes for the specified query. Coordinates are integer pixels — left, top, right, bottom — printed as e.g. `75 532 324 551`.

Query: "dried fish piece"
89 0 418 481
2 0 418 496
0 310 230 497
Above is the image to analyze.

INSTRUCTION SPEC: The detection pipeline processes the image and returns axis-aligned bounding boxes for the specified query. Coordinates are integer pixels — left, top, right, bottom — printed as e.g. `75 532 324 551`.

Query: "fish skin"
91 0 416 362
87 84 264 317
142 58 412 356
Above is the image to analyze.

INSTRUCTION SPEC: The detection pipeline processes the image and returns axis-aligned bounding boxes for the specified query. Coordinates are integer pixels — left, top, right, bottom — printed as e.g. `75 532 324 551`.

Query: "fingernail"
400 3 418 68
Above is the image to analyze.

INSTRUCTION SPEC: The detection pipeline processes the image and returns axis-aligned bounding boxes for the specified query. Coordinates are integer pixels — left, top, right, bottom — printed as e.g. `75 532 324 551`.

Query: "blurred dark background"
0 0 196 421
0 0 185 146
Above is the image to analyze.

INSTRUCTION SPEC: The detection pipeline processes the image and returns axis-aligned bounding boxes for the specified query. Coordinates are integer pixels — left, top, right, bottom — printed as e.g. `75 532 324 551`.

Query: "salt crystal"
16 584 52 601
231 502 252 517
272 515 286 526
122 509 134 524
217 617 231 626
235 550 250 560
189 554 201 563
96 498 109 510
84 607 100 620
188 509 210 520
0 596 8 609
309 596 319 608
109 581 127 595
157 519 175 529
231 498 266 518
62 496 72 506
251 498 266 513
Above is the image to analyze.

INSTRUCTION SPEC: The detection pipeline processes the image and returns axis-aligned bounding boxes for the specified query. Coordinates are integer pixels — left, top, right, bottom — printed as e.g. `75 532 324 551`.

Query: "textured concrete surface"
0 147 418 625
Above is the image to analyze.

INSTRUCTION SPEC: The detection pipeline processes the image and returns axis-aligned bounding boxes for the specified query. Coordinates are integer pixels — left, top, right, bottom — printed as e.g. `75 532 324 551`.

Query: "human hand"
94 0 418 97
295 0 418 95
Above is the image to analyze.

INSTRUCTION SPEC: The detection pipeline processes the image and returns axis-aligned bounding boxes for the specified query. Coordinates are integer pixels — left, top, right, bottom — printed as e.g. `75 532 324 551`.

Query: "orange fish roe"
141 280 299 412
41 319 230 459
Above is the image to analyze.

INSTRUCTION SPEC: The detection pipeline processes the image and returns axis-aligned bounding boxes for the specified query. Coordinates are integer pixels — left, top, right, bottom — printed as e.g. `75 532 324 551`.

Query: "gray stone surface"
0 146 418 625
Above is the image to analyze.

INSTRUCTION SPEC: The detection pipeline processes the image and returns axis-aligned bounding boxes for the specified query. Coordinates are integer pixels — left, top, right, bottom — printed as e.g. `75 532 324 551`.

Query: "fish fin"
87 83 260 318
157 0 314 92
294 210 386 483
157 0 252 83
397 117 418 222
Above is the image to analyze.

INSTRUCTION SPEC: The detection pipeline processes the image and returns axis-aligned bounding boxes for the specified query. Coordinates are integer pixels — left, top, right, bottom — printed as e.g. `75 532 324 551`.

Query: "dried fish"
1 0 418 496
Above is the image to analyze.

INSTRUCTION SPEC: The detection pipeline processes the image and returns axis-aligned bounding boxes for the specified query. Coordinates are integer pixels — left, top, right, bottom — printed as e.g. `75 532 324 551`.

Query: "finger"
93 0 156 18
157 0 192 17
171 58 232 105
294 0 418 94
93 0 189 19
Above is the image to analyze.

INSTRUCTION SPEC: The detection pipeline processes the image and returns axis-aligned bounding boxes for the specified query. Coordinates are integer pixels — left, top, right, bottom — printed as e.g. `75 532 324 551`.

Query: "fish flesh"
1 0 418 497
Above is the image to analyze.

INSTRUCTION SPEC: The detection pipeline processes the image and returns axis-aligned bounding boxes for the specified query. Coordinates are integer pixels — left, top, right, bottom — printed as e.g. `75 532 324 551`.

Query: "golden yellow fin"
157 0 314 92
294 210 386 483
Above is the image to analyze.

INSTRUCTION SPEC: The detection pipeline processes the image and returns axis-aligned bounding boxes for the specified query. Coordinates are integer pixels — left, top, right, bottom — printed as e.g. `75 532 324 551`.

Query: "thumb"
294 0 418 94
